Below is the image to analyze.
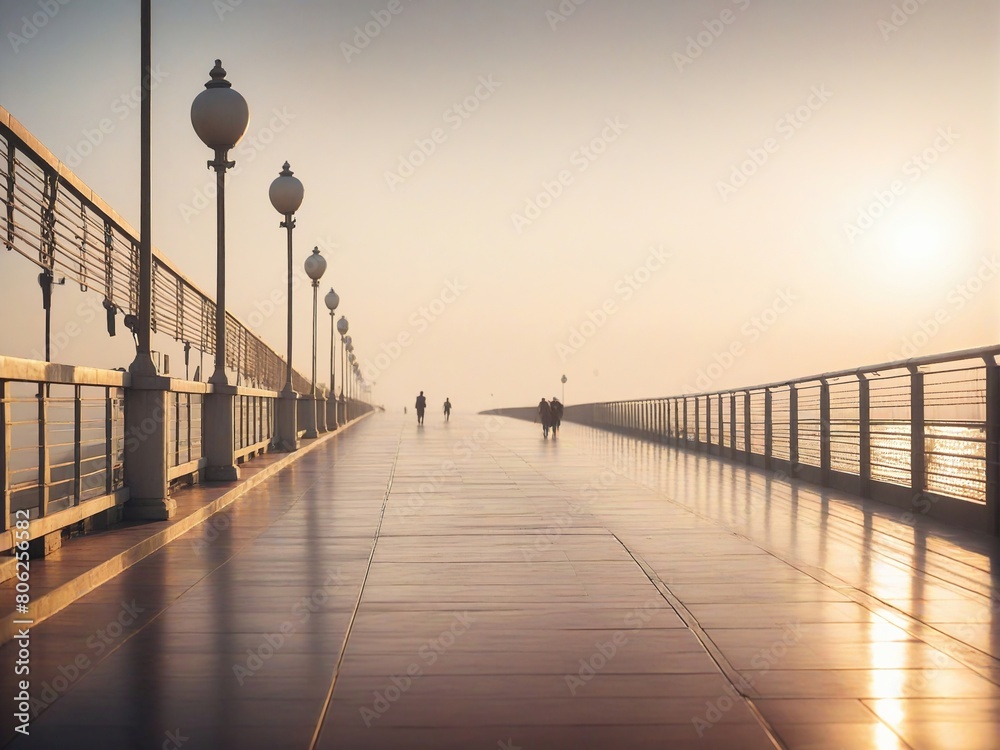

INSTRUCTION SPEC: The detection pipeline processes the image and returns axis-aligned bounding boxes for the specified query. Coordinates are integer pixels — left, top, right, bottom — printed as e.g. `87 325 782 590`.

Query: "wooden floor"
2 413 999 749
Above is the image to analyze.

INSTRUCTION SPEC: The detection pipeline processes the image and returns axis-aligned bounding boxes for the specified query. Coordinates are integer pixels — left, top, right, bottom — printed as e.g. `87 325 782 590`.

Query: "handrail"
617 345 1000 402
0 104 312 393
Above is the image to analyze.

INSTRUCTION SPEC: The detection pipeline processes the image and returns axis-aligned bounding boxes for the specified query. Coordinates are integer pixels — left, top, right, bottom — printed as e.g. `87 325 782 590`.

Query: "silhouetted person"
443 398 452 421
537 397 552 438
415 391 427 424
550 396 564 437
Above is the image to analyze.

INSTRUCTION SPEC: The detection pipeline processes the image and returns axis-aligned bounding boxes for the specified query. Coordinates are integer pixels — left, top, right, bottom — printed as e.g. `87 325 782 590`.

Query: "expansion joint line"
611 533 790 750
308 428 403 750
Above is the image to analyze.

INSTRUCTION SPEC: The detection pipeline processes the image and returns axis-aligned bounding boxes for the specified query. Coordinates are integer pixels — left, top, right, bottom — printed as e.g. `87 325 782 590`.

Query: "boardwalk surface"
2 413 999 749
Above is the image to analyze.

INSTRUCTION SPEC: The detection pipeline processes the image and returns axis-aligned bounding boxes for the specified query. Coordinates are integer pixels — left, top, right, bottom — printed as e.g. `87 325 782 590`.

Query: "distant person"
404 406 407 415
415 391 427 424
537 397 552 439
443 398 452 421
550 396 564 437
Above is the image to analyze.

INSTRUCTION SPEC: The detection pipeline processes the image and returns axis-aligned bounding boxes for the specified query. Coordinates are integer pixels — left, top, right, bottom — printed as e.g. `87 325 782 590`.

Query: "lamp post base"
204 388 241 482
303 394 319 439
275 390 299 451
316 396 328 433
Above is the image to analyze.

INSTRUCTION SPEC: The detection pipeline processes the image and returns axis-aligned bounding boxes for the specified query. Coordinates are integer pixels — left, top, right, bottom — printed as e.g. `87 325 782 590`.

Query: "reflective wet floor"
2 414 998 749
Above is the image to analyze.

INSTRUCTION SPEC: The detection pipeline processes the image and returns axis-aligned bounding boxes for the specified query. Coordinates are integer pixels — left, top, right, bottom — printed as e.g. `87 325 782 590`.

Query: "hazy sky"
1 0 997 411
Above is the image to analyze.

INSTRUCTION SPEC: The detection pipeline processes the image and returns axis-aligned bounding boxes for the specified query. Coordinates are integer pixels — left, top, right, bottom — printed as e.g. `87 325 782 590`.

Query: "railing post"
37 385 49 517
820 379 831 484
694 396 700 451
985 360 999 536
743 390 751 463
705 394 712 451
682 397 688 448
718 394 723 453
729 392 737 460
74 385 82 504
789 385 799 473
909 366 926 496
105 387 114 495
1 380 9 534
124 376 175 520
858 374 871 497
174 392 181 467
764 388 772 470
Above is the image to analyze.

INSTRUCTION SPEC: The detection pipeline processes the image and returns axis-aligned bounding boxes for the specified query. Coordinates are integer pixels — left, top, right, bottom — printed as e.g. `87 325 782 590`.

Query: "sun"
882 194 966 272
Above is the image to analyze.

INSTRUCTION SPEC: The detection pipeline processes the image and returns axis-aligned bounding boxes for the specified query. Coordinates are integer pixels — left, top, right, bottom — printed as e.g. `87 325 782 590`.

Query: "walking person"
537 397 552 439
415 391 427 425
550 396 564 437
443 398 452 421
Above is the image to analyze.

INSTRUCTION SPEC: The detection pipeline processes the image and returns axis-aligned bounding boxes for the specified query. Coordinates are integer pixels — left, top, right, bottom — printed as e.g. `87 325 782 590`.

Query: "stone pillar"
276 390 299 451
124 375 176 520
317 395 328 433
204 384 240 481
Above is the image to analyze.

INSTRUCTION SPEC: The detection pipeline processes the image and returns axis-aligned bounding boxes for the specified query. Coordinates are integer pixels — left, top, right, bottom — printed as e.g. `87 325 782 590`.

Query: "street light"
191 59 249 386
337 317 349 422
561 373 568 403
347 344 355 403
324 288 340 429
302 247 327 437
191 58 248 481
270 161 304 450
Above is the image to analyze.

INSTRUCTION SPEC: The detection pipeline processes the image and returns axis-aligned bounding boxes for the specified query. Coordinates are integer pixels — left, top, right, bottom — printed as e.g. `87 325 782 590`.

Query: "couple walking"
415 391 451 424
537 397 563 439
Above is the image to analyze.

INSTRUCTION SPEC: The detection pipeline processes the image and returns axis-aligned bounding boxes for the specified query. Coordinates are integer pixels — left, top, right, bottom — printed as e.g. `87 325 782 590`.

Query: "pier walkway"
2 413 999 749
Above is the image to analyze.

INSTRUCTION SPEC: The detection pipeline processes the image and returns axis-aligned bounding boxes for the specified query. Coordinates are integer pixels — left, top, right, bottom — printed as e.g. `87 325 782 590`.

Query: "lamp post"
303 247 327 438
324 288 340 429
191 58 249 481
270 162 304 450
337 318 349 423
561 373 568 404
347 345 355 402
346 344 355 412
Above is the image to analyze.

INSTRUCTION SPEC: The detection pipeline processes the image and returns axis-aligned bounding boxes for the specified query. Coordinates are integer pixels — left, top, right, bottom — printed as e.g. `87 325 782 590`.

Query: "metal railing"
0 107 377 557
0 105 311 393
0 357 127 549
564 346 1000 535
